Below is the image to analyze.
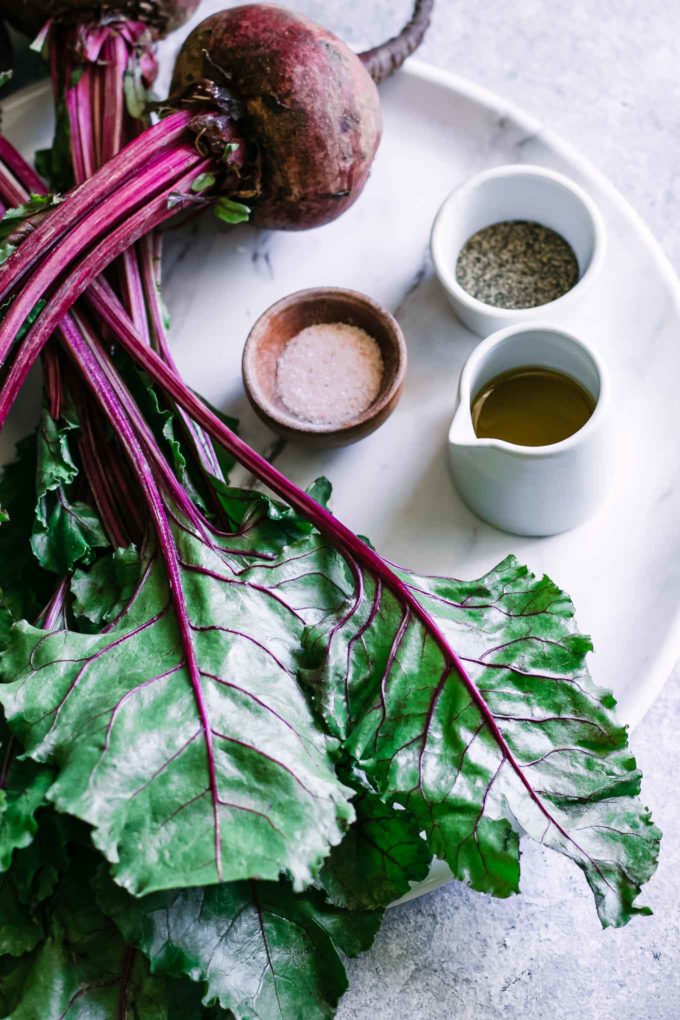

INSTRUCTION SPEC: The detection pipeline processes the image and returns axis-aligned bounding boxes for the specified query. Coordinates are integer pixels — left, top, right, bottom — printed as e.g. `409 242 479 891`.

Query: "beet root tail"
360 0 434 85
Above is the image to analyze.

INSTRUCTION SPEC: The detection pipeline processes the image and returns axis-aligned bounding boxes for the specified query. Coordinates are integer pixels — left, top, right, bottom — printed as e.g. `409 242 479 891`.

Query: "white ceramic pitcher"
448 324 612 536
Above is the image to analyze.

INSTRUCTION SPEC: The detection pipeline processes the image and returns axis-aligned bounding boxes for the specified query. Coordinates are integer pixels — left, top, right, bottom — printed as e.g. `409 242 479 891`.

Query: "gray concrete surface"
7 2 680 1017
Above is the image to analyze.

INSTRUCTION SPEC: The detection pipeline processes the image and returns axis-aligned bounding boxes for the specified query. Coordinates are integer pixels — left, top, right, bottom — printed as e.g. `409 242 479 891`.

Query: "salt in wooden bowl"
242 287 408 448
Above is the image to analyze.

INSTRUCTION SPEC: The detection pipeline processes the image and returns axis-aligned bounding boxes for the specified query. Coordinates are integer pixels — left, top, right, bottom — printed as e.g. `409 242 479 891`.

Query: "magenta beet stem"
0 110 191 305
0 148 141 546
63 309 204 534
0 142 179 543
0 143 201 379
0 140 209 530
137 233 224 482
0 137 44 195
61 301 225 883
61 24 221 482
73 387 136 549
0 157 210 428
66 27 151 343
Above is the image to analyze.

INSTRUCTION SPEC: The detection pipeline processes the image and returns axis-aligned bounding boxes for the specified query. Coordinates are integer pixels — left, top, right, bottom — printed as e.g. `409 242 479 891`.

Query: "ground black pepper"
455 219 580 309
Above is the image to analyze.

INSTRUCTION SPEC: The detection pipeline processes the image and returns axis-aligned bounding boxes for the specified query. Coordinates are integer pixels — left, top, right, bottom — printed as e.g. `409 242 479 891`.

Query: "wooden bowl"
242 287 408 447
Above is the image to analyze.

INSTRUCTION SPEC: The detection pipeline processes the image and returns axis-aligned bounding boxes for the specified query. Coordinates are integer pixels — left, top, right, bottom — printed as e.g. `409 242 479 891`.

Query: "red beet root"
0 2 434 370
0 0 199 38
172 4 382 231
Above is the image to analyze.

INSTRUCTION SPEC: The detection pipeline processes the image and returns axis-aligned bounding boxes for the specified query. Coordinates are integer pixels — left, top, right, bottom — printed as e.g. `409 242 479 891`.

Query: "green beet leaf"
0 876 44 958
0 812 65 957
1 941 205 1020
211 478 332 552
0 433 55 630
0 953 35 1019
0 845 207 1020
70 545 141 629
318 767 432 910
0 194 64 248
30 405 108 575
214 197 251 225
0 719 53 873
130 374 212 512
304 554 660 928
0 500 354 896
0 429 63 873
96 870 381 1020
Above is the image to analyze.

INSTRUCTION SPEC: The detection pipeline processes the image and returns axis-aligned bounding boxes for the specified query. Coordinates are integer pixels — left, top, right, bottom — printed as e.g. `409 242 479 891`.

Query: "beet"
0 0 199 38
5 1 431 231
172 4 382 230
0 2 434 381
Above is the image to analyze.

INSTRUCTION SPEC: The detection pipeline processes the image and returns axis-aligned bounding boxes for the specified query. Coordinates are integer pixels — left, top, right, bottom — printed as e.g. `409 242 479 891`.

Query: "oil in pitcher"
471 366 596 447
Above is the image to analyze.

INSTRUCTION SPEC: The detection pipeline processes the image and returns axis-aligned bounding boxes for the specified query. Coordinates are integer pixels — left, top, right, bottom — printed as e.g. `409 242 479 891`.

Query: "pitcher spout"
448 402 478 448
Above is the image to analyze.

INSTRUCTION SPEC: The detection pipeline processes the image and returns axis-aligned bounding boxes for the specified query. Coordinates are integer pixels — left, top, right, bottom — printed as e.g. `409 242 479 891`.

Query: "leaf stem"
62 284 225 883
0 146 147 546
0 143 205 536
0 110 191 307
0 147 204 419
57 22 222 482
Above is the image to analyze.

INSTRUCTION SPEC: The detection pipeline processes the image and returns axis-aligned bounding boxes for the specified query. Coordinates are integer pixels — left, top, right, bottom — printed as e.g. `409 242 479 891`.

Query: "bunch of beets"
0 3 661 1019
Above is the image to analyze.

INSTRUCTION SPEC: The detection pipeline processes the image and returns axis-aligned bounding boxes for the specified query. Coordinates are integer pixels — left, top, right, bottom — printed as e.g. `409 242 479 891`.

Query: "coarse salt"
276 322 385 427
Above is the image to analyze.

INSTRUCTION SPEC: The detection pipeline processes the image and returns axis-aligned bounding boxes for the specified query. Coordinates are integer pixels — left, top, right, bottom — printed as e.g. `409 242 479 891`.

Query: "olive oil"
471 366 595 447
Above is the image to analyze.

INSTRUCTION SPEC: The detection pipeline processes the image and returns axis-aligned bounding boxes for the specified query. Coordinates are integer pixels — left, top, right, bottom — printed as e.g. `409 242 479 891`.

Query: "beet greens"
0 138 391 1018
0 3 663 1018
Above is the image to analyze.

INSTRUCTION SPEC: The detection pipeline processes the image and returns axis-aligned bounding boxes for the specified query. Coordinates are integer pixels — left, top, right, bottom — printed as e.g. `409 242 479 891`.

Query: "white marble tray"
2 58 679 900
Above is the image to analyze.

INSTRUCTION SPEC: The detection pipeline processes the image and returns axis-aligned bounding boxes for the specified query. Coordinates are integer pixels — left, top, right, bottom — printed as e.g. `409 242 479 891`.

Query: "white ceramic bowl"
431 164 606 336
448 323 612 536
